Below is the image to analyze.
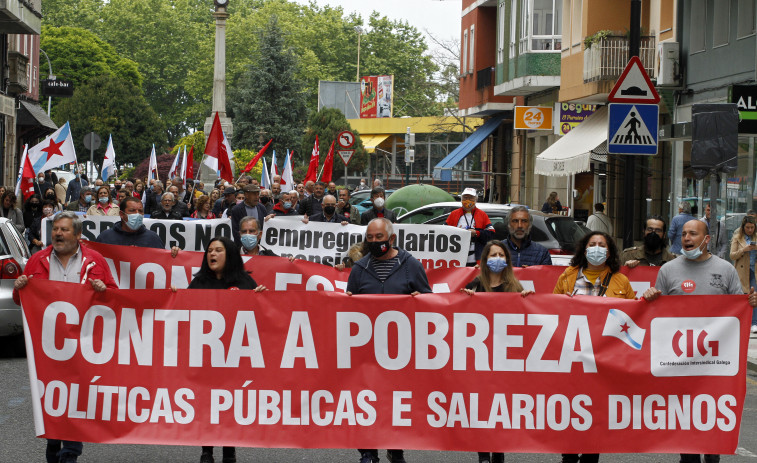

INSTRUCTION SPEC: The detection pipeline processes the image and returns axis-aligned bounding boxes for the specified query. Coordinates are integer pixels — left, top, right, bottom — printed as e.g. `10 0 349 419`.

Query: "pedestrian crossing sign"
607 103 659 155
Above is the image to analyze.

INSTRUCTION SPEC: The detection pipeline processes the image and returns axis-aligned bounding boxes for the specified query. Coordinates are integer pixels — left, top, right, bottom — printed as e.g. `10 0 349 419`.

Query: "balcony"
0 0 42 34
7 50 28 95
476 67 493 90
583 36 656 83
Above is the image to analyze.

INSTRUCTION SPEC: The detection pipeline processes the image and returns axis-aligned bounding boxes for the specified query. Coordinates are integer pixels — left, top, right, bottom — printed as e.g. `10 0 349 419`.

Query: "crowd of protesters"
11 170 757 463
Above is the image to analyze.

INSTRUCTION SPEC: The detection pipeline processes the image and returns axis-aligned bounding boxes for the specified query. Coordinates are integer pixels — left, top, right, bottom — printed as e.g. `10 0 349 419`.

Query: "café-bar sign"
41 79 74 97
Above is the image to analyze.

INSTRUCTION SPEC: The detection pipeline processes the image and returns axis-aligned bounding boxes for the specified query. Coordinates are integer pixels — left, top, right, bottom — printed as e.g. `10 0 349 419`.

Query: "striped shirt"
370 255 400 282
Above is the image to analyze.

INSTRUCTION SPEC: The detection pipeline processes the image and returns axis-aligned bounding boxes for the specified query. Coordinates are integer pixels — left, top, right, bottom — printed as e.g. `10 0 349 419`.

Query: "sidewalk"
749 332 757 372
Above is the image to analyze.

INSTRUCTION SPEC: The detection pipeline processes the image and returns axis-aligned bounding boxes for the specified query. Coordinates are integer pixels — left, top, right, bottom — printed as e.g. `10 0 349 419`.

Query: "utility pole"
622 0 642 249
39 49 54 116
404 127 415 186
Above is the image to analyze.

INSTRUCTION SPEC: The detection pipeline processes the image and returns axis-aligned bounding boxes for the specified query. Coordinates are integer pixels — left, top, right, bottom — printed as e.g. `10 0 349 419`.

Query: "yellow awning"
361 134 390 153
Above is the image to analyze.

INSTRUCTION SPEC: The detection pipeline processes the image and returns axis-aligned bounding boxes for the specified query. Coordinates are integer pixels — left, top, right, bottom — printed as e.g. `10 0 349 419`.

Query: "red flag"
242 139 272 174
319 141 335 183
203 112 233 182
304 135 319 183
20 151 36 200
186 146 195 179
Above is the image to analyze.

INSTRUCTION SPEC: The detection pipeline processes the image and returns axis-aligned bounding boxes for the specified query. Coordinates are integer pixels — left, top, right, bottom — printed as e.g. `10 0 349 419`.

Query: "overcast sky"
294 0 462 52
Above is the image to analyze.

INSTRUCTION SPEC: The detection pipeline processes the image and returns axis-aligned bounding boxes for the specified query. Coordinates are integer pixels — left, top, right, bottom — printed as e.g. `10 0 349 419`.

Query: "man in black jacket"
306 195 348 223
360 187 396 224
213 186 237 217
151 192 183 220
230 184 268 245
347 218 431 463
298 181 325 216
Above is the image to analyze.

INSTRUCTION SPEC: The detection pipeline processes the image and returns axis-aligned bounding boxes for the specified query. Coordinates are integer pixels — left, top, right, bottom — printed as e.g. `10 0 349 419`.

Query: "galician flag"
147 145 159 183
281 150 295 189
261 157 271 190
602 308 646 350
270 150 278 183
27 121 77 174
168 147 182 180
100 135 116 181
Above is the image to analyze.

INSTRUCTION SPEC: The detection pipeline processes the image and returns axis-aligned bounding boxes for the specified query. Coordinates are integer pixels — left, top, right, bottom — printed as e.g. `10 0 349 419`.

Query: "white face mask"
682 237 707 260
374 197 385 208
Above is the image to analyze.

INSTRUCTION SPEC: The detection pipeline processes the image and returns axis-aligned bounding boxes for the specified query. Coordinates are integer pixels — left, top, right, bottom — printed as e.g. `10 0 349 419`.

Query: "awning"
433 113 506 181
17 101 57 131
361 134 390 153
534 106 608 176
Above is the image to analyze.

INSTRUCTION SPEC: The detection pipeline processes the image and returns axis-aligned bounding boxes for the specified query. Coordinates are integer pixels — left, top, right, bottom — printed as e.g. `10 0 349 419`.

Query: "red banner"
83 242 660 295
83 241 478 293
20 280 749 453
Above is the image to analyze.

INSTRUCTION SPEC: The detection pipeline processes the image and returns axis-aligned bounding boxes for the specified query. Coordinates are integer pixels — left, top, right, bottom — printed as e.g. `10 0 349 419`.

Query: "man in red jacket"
446 188 494 266
13 211 117 463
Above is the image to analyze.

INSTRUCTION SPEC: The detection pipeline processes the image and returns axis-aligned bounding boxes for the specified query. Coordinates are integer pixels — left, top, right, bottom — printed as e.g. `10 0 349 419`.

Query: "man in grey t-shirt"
644 219 752 463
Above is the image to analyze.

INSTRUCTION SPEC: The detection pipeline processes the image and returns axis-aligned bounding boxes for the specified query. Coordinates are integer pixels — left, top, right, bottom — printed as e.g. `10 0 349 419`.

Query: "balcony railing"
583 36 656 83
476 67 493 90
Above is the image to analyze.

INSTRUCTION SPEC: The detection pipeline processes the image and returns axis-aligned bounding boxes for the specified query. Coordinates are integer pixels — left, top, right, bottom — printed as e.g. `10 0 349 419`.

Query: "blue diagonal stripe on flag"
602 308 646 350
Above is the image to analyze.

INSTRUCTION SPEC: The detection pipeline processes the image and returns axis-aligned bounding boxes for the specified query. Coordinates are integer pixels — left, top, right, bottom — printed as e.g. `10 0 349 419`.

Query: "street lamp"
355 26 363 82
39 48 54 116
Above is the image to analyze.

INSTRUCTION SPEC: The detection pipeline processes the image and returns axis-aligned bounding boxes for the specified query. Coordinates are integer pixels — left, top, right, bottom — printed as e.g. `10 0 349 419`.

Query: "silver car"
397 202 590 265
0 217 30 338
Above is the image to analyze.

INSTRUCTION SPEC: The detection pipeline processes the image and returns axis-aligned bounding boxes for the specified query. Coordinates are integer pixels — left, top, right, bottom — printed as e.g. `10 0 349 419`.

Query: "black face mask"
114 184 122 190
30 203 39 209
45 193 55 199
323 205 336 215
644 232 664 251
368 240 391 257
260 197 270 205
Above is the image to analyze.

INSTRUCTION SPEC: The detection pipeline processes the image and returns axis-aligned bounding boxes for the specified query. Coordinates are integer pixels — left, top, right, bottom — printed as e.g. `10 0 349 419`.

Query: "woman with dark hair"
541 191 563 214
461 240 532 463
553 231 634 463
42 187 62 212
87 185 120 216
28 199 55 253
23 193 42 230
185 236 266 463
0 191 24 234
730 215 757 332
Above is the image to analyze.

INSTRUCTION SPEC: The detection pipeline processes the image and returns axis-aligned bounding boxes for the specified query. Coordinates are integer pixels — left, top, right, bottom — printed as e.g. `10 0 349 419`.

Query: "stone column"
205 6 233 140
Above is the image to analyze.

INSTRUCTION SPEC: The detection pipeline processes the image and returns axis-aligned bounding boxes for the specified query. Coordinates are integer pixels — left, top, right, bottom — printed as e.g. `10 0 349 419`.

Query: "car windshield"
349 191 369 206
545 217 589 252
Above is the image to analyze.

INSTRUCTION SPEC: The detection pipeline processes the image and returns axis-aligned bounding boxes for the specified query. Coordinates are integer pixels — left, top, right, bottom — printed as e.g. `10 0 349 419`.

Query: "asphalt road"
2 337 757 462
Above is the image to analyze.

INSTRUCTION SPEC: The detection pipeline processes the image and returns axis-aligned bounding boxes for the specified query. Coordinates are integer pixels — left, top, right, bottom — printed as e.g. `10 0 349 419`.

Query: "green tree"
98 0 213 144
302 107 367 175
232 148 264 180
39 0 102 30
228 15 307 155
54 75 166 167
40 26 142 91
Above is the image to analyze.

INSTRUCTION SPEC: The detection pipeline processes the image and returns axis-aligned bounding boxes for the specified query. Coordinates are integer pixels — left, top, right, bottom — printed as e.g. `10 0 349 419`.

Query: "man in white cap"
446 188 494 266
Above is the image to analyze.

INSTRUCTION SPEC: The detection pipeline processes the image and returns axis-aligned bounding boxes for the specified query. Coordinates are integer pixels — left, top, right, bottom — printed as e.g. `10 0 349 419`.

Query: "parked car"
50 169 76 187
349 189 396 215
0 217 30 340
398 202 591 265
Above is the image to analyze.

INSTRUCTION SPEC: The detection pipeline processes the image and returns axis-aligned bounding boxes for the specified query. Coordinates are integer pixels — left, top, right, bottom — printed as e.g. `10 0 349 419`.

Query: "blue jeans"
46 439 82 462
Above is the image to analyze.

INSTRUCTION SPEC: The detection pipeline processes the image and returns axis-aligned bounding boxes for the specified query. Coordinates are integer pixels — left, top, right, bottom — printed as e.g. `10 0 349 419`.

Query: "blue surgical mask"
284 201 292 210
84 195 92 203
99 197 109 204
486 257 507 273
681 238 706 260
240 234 258 250
586 245 608 266
126 213 143 230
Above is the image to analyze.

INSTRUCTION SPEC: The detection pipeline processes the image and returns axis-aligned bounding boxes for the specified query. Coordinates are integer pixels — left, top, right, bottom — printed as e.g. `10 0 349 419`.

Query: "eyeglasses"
646 227 664 234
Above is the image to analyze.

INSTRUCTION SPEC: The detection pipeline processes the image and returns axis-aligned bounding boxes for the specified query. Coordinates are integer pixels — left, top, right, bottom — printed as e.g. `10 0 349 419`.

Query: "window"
469 25 475 74
561 0 570 50
738 0 756 38
510 0 518 57
690 0 706 52
520 0 562 53
712 0 730 47
571 0 582 47
498 1 506 63
462 29 469 75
